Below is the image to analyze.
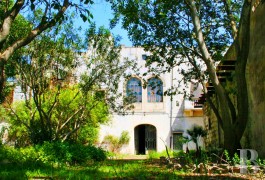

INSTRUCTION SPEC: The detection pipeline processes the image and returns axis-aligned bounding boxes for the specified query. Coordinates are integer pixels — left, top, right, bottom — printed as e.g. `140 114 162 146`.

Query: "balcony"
184 100 203 117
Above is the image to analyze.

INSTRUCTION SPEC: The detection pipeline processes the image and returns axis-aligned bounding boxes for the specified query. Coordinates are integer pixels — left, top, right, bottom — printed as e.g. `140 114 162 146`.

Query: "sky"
79 1 133 47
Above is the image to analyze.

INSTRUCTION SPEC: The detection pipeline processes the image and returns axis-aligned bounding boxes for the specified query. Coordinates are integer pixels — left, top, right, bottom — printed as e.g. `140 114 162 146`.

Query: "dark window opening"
173 133 183 151
142 54 147 60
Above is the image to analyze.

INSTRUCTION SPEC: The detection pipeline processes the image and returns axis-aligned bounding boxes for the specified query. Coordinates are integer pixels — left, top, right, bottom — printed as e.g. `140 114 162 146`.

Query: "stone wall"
203 103 224 150
245 0 265 157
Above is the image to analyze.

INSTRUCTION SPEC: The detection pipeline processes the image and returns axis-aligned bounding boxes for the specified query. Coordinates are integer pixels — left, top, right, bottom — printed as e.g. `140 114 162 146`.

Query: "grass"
0 160 177 179
147 150 174 160
0 159 251 180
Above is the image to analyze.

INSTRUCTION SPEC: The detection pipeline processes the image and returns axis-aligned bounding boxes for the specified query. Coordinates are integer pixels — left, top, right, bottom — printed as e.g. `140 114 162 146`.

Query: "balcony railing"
194 99 203 108
184 100 203 109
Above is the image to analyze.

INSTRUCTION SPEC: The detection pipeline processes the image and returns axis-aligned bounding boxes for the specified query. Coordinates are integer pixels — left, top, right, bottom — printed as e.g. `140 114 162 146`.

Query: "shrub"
102 131 130 153
0 145 43 167
0 142 107 167
8 87 109 146
37 141 107 165
173 150 193 165
173 150 210 165
84 145 107 162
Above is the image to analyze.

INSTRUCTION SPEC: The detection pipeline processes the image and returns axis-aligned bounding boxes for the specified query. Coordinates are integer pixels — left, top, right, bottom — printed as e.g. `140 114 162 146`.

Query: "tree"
0 4 31 102
6 23 135 145
0 0 94 101
108 0 251 154
80 24 137 114
8 86 109 146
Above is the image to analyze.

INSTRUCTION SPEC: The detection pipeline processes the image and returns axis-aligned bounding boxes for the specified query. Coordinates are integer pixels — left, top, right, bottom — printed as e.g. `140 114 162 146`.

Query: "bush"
173 150 193 165
37 141 107 165
102 131 130 153
8 87 109 146
0 142 107 166
0 145 43 167
173 150 210 165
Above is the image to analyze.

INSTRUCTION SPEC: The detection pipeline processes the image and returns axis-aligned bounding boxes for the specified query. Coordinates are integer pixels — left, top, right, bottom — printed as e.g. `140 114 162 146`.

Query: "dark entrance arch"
134 124 157 155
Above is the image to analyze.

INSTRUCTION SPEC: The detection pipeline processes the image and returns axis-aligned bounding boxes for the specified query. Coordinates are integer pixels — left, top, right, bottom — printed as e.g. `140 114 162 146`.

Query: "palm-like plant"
186 125 207 153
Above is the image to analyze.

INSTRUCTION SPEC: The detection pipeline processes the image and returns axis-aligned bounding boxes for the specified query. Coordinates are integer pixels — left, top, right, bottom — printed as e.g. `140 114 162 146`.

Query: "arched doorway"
134 124 157 154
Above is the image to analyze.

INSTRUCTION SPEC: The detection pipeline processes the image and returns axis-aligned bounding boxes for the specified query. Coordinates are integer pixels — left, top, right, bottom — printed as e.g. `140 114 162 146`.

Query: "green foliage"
80 24 137 114
8 86 109 145
0 158 184 179
232 152 240 165
1 149 265 179
36 141 107 164
186 125 207 152
0 0 96 104
5 15 31 50
0 142 107 167
5 14 89 144
119 131 130 145
257 158 265 168
0 8 31 103
6 23 134 146
173 150 194 165
109 0 243 77
224 149 231 164
224 149 241 165
173 150 211 166
0 145 43 168
102 131 130 153
108 0 248 154
77 125 99 145
148 150 174 160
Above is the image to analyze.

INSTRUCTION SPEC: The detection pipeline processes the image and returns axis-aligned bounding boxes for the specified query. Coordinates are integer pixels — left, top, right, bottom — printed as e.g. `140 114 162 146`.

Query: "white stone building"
98 46 205 154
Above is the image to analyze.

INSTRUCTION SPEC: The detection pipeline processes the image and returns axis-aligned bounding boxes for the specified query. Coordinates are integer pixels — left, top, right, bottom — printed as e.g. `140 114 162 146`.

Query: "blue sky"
81 1 132 46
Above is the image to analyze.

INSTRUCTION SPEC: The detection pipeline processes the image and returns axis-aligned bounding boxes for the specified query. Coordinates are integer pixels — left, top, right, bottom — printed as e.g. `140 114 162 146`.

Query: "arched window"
127 78 142 102
147 78 163 102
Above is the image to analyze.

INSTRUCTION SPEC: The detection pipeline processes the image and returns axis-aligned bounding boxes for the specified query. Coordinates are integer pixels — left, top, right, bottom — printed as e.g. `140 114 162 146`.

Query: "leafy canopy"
108 0 243 90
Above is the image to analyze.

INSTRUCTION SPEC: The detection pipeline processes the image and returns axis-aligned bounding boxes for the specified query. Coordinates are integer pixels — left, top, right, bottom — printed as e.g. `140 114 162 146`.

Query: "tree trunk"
188 0 253 154
223 128 242 155
188 0 238 153
0 60 5 102
234 0 251 143
220 1 251 155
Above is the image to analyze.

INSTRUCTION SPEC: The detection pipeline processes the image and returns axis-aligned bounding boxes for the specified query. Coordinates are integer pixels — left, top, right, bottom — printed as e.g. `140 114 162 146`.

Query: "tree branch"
182 36 224 129
222 0 238 39
186 0 235 128
0 0 70 62
0 0 25 48
59 106 84 131
8 106 30 129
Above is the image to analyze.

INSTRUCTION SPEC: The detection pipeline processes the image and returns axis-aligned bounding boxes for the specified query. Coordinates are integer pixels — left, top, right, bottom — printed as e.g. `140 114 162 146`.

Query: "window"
142 54 147 60
127 78 142 102
147 77 163 102
173 133 183 151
